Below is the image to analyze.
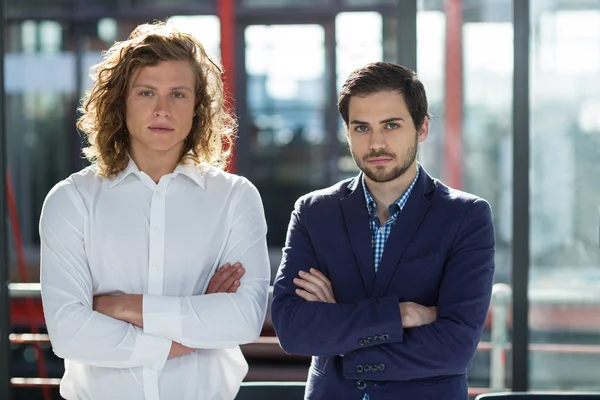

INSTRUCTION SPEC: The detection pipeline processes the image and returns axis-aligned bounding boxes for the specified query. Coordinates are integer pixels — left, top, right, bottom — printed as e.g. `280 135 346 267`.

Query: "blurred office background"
1 0 600 398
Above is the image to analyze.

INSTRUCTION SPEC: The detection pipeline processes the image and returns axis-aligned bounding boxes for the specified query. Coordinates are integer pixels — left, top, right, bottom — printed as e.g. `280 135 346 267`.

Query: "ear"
417 118 429 143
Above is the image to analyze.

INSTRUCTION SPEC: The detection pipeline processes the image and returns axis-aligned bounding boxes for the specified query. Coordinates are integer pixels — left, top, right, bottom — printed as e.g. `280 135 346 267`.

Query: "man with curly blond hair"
39 22 270 400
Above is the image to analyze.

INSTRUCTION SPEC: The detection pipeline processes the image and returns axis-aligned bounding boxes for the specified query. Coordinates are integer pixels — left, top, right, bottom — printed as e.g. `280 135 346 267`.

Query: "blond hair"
77 21 236 176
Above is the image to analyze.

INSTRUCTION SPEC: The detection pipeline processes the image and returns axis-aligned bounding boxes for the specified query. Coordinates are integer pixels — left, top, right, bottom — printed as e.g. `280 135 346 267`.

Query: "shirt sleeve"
142 179 271 349
40 181 172 370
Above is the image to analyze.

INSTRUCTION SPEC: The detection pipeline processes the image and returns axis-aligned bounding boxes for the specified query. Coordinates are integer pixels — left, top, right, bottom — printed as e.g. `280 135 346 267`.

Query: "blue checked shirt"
361 169 418 400
362 168 420 272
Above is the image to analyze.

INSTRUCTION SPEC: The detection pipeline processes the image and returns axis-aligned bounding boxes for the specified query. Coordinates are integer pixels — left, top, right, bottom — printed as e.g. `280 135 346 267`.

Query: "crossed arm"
40 181 269 370
271 198 495 379
93 263 248 359
294 268 437 328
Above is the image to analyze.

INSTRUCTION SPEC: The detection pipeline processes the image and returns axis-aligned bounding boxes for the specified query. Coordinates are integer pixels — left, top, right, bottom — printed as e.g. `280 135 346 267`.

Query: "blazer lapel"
341 175 375 296
372 166 435 298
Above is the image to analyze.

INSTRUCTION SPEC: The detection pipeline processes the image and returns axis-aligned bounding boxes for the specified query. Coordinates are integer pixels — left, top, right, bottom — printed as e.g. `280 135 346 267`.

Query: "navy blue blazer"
271 165 496 400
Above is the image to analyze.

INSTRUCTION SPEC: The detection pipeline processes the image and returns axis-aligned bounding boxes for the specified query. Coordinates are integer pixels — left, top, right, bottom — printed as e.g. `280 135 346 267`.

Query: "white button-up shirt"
39 159 271 400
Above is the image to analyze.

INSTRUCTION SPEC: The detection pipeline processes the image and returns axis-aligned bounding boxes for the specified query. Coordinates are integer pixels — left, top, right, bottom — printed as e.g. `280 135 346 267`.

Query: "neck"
129 147 182 183
364 162 418 211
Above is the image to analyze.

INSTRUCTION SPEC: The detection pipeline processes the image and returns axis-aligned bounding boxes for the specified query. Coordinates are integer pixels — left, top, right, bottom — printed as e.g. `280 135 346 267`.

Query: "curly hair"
77 21 236 177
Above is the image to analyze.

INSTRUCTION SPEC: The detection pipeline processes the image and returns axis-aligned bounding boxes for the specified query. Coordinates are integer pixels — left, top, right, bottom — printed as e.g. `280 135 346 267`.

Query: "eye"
385 122 400 130
354 125 369 133
139 91 153 97
172 92 185 99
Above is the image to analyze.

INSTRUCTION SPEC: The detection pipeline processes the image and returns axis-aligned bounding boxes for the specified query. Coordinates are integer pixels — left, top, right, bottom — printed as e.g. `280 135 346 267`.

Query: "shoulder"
432 178 493 220
198 164 261 200
41 166 100 221
294 176 355 210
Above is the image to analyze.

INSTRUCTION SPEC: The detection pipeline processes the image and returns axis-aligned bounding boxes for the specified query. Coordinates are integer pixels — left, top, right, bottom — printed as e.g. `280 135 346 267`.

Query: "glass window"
417 0 513 394
343 0 394 5
167 16 221 60
529 0 600 391
240 0 331 8
5 21 77 252
243 24 328 250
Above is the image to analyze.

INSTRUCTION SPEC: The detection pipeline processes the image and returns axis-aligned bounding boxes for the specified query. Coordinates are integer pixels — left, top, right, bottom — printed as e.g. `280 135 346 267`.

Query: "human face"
347 90 428 183
125 60 196 162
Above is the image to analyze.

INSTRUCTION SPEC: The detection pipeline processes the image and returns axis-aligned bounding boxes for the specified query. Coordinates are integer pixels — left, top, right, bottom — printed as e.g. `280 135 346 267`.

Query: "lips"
368 158 392 166
149 125 174 133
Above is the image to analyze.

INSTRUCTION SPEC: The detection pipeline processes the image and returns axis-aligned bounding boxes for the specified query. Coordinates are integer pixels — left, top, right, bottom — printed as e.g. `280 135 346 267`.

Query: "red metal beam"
217 0 237 173
444 0 463 189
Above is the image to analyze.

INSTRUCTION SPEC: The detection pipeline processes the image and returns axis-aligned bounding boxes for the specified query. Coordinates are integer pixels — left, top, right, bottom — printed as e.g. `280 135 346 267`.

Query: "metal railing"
6 282 600 396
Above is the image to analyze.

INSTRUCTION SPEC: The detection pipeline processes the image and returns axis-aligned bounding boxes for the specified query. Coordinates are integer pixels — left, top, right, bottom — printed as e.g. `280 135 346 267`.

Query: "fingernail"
234 280 240 285
299 271 305 276
234 262 241 268
223 263 230 269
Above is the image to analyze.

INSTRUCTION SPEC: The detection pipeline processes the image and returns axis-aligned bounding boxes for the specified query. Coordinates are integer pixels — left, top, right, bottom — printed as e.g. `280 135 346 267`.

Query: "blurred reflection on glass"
244 24 327 249
417 0 513 392
529 1 600 390
241 0 329 7
5 20 75 255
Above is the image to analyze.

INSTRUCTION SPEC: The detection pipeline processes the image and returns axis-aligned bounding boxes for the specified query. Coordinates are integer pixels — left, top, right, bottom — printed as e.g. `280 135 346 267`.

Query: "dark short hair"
338 62 431 130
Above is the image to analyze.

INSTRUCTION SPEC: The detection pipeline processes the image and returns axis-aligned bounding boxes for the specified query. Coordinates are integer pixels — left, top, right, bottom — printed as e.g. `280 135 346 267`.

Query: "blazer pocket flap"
400 252 440 268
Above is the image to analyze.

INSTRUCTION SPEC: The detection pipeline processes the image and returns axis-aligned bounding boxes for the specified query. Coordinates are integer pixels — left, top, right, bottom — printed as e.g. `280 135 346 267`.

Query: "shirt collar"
361 167 420 216
108 156 206 189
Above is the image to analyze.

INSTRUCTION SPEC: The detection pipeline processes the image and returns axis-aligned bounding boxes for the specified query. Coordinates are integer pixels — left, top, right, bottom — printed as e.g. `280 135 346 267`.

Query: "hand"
206 262 245 294
293 268 336 303
399 302 437 328
168 341 196 359
93 294 143 327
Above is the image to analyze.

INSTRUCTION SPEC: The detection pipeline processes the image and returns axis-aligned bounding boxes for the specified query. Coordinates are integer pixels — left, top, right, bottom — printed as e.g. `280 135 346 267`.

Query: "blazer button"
378 364 386 371
374 335 381 341
358 339 366 346
356 364 363 373
356 380 367 390
363 364 371 372
366 336 373 344
382 334 389 340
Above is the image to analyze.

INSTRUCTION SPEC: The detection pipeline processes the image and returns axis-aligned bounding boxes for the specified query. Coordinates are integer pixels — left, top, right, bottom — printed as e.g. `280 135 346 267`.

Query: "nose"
368 128 386 150
153 96 171 117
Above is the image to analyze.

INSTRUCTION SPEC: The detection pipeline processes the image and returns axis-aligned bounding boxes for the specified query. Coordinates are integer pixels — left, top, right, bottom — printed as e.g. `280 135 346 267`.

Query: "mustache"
364 151 396 160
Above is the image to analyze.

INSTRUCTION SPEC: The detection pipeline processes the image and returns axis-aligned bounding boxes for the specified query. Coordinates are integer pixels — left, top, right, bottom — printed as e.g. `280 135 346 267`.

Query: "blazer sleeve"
341 199 496 381
271 197 405 356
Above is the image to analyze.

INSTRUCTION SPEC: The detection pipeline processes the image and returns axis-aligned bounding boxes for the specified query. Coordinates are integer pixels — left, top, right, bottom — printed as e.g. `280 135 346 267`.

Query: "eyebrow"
350 117 405 125
132 83 194 92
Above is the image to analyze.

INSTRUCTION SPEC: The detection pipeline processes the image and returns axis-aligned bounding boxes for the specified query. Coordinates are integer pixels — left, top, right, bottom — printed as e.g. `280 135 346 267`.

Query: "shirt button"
153 263 158 269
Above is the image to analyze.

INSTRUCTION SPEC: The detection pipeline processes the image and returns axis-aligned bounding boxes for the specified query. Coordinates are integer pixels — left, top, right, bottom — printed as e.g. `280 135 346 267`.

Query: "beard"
351 134 418 183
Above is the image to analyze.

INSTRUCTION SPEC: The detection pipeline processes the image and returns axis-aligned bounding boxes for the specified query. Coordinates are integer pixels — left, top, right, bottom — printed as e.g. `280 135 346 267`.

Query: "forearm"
143 280 269 348
341 318 483 381
45 300 171 369
271 291 404 356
